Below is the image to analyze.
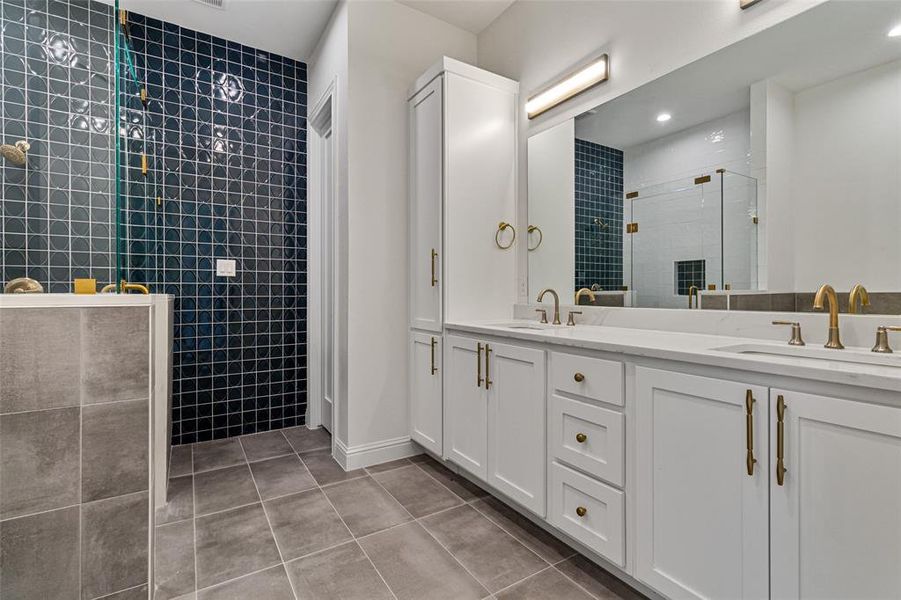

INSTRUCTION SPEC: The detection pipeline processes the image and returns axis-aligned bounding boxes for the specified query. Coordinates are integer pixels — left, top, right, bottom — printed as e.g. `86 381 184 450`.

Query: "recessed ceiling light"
889 24 901 37
656 113 672 123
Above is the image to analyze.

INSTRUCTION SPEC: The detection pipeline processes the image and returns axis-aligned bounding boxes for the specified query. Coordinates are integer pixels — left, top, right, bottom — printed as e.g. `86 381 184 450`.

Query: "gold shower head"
0 140 30 166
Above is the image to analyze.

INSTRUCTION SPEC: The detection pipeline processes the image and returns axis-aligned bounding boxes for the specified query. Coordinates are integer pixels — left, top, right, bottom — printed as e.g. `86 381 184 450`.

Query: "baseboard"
333 435 419 470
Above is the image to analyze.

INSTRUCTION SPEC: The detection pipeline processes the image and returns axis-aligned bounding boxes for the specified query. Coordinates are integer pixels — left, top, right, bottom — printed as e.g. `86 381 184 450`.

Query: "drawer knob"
576 506 587 517
574 372 585 383
575 432 587 443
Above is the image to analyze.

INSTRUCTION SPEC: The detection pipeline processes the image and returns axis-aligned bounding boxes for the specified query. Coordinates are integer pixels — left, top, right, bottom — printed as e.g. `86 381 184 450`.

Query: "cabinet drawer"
551 352 623 406
549 462 625 567
550 395 624 487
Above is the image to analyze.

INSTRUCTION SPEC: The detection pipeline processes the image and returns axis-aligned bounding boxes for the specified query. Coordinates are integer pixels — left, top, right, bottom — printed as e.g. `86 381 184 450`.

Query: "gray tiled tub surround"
0 306 152 599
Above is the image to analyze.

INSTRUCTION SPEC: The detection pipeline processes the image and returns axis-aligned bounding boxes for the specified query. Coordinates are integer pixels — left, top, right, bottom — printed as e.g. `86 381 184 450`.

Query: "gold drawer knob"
575 432 587 443
576 506 587 517
574 372 585 383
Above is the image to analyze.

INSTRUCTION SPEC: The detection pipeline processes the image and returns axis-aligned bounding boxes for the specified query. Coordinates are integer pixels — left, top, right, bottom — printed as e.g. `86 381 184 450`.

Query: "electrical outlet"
216 259 236 277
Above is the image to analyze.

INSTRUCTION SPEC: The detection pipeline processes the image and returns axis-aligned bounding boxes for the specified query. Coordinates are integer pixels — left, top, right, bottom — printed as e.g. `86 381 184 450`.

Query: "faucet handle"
772 321 805 346
566 310 582 326
535 308 548 324
871 325 901 353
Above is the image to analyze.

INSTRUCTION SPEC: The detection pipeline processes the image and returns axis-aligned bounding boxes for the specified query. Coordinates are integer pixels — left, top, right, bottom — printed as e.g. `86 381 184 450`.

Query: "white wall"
790 59 901 292
476 0 823 302
342 2 476 453
527 119 575 300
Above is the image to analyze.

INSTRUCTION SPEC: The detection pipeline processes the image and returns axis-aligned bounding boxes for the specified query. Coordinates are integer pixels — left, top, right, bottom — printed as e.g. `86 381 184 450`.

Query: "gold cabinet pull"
476 343 484 388
776 395 787 486
430 337 438 375
574 372 585 383
575 433 587 443
745 390 756 476
576 506 587 517
430 249 438 287
484 344 493 390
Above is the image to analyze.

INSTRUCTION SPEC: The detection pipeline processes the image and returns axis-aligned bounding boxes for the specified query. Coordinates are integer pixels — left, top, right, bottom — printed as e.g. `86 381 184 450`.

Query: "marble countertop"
445 320 901 393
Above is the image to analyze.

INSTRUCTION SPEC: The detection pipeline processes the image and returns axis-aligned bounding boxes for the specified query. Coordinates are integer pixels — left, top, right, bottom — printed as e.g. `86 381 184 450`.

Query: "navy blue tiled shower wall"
0 0 116 290
122 14 308 444
574 139 623 291
0 0 307 445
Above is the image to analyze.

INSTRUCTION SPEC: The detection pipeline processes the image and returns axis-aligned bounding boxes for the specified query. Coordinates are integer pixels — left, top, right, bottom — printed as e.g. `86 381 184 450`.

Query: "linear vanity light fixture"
525 54 609 119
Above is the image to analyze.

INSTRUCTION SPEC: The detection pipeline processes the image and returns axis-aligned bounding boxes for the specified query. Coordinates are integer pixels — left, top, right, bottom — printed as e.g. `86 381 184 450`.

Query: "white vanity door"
443 334 488 480
635 368 768 600
408 77 443 332
486 341 546 516
770 390 901 600
410 331 442 456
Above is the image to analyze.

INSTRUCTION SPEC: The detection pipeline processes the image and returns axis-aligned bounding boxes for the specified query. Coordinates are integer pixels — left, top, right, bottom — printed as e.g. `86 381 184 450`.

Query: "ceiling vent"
191 0 226 9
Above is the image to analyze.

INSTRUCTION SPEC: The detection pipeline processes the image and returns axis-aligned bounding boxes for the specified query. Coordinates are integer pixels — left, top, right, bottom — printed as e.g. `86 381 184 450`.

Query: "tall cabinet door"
409 77 443 332
410 331 442 455
635 368 768 600
486 342 546 516
770 390 901 600
443 334 487 480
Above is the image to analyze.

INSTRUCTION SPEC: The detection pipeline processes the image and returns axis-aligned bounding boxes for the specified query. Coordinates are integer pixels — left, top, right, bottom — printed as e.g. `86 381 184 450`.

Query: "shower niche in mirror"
528 0 901 312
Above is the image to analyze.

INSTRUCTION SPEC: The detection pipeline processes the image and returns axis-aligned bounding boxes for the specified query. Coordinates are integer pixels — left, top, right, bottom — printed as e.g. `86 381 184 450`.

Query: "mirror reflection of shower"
592 216 608 230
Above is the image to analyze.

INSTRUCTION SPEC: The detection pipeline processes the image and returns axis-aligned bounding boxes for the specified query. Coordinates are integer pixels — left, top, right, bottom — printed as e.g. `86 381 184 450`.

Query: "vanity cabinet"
769 390 901 600
635 367 769 600
410 331 443 456
444 334 546 516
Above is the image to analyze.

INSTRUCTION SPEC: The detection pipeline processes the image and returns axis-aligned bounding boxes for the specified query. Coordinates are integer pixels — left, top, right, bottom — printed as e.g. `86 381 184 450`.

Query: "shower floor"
154 428 645 600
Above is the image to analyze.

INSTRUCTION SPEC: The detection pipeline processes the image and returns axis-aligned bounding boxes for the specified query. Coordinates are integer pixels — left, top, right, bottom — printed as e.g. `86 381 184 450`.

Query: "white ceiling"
396 0 516 34
109 0 338 62
576 0 901 149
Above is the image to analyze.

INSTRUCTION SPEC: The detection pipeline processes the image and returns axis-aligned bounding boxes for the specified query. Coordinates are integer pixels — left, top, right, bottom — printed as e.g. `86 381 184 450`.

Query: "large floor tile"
556 555 646 600
286 541 393 600
365 458 413 474
239 431 294 462
249 454 316 501
264 489 351 560
421 504 547 592
283 426 331 453
155 520 195 600
194 464 259 516
416 457 488 501
169 445 193 477
192 439 246 473
374 464 463 518
359 522 488 600
0 506 80 600
197 565 294 600
323 476 411 537
156 475 194 525
194 503 281 589
299 448 365 487
495 568 594 600
472 496 575 563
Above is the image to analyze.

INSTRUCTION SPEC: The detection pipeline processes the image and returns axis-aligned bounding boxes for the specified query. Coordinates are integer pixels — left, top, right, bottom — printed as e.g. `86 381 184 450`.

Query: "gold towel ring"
527 225 543 251
495 222 516 250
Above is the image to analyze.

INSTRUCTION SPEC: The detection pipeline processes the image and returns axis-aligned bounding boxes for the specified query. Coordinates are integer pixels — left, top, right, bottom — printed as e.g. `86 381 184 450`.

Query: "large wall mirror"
527 0 901 313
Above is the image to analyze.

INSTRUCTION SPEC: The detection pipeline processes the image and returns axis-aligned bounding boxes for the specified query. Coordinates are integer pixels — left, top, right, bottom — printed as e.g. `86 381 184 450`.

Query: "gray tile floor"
154 427 645 600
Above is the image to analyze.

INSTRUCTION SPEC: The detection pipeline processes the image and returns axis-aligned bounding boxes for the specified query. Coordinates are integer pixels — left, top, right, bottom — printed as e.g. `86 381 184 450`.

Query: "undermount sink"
714 343 901 368
491 321 558 331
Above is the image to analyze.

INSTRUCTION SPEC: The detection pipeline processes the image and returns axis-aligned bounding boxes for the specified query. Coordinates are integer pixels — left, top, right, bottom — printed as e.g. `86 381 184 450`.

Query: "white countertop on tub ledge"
445 320 901 393
0 293 171 308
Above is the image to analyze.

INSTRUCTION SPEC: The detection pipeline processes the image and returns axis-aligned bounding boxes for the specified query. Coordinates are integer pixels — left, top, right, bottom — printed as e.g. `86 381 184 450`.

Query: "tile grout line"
294 451 400 600
238 432 300 600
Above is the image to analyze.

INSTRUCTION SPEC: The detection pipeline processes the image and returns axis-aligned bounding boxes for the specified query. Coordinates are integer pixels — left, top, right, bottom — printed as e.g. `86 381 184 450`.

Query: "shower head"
0 141 30 166
593 217 608 229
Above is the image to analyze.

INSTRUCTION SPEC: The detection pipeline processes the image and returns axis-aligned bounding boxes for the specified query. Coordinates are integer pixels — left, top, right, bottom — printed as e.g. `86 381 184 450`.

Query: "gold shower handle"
100 280 149 294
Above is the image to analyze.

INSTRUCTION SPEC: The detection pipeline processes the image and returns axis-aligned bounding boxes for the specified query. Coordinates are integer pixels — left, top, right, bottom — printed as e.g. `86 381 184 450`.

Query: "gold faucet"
849 283 870 314
813 284 844 349
688 285 700 309
574 288 596 305
537 288 561 325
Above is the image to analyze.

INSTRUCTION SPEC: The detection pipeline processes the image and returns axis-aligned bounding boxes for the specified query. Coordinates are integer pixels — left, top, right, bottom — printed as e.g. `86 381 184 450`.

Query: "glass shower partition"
720 170 758 291
113 3 161 292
